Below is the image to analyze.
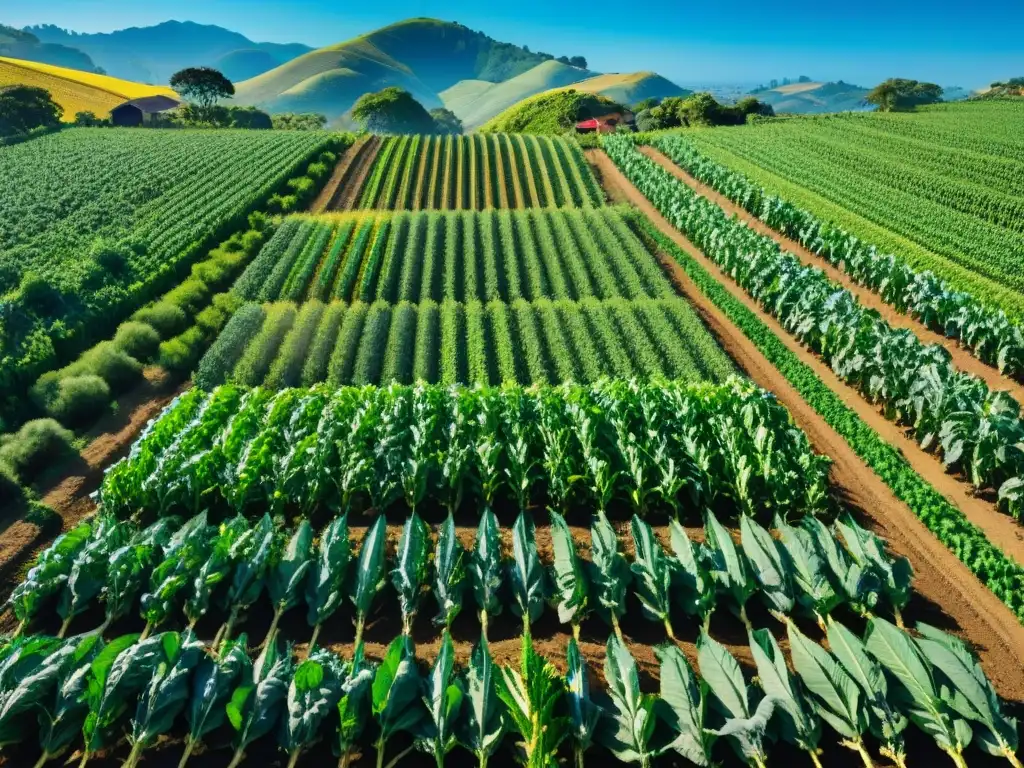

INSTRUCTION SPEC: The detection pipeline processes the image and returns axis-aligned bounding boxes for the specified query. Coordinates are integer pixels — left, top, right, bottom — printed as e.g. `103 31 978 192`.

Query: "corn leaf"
416 631 464 765
630 516 675 635
589 510 629 635
657 643 715 767
748 628 820 756
350 514 388 645
392 512 431 635
509 511 545 631
668 520 715 626
305 513 351 631
549 509 589 629
372 635 425 764
433 512 466 629
597 633 663 767
566 636 601 761
458 638 506 766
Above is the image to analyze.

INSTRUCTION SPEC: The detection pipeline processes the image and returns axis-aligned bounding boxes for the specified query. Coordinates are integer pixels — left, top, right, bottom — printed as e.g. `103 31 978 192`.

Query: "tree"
866 78 943 111
229 106 272 129
169 67 234 118
271 113 328 130
633 97 661 112
352 87 436 134
569 56 588 69
430 108 463 135
73 110 105 127
0 85 62 137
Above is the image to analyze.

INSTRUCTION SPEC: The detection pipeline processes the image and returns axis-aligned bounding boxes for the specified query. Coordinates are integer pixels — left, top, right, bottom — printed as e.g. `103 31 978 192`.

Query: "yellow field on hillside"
0 57 177 120
771 81 824 94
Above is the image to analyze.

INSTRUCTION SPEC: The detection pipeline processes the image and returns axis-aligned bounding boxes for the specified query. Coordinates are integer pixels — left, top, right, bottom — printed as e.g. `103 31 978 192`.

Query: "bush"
72 341 143 392
0 258 21 295
0 418 76 481
162 278 210 315
40 375 110 425
240 229 266 254
0 461 23 509
195 292 243 336
113 321 161 361
159 326 205 373
19 272 63 317
133 302 188 338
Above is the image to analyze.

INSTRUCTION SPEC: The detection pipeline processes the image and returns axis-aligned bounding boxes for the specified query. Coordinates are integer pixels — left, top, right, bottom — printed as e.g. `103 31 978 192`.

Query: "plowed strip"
640 145 1024 403
587 148 1024 700
322 136 382 211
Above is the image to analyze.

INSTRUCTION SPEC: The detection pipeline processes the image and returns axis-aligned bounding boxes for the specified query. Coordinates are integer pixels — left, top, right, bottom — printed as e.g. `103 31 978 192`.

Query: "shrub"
159 326 205 373
113 321 161 361
248 211 270 232
133 302 188 338
191 257 233 288
24 500 61 533
72 341 143 392
0 418 76 481
163 278 210 315
306 161 329 180
41 375 110 425
0 258 21 295
0 462 23 509
240 229 266 254
19 273 63 317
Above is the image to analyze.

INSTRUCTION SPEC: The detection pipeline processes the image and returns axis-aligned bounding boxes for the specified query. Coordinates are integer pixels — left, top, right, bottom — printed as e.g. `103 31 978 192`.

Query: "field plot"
231 207 672 304
0 128 336 399
332 133 603 211
677 101 1024 315
4 381 1022 768
199 206 735 388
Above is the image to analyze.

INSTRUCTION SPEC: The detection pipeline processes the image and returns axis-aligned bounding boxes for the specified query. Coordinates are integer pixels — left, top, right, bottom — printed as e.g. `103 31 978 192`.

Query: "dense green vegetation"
233 208 670 304
350 133 602 210
647 132 1024 377
678 101 1024 317
480 88 621 133
605 135 1024 521
0 127 340 430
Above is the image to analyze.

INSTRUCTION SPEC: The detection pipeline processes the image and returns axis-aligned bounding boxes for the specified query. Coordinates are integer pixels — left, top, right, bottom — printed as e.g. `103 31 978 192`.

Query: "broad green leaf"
283 651 343 760
416 631 464 765
704 512 755 625
433 512 466 629
549 509 589 628
128 630 204 756
657 643 714 767
305 514 350 630
471 507 503 632
566 637 601 760
268 519 314 613
458 638 506 765
589 511 629 633
184 635 251 744
598 634 662 766
748 628 820 754
629 516 675 635
392 512 431 635
509 512 545 630
668 520 715 626
350 515 387 643
740 515 794 617
372 635 425 758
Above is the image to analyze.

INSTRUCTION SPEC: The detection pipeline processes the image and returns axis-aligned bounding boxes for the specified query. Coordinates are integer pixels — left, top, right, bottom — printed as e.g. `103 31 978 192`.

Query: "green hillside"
441 59 594 129
749 80 871 113
234 18 554 125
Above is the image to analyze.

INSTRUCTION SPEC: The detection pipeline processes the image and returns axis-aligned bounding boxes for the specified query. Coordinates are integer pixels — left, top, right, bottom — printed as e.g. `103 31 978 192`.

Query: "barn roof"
576 118 600 130
112 95 182 114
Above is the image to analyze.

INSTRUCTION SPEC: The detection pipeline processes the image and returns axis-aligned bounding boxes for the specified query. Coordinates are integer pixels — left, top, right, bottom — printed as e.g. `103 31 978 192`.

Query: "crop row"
648 133 1024 378
604 135 1024 521
679 109 1024 308
232 207 673 305
354 134 603 211
4 511 1017 768
194 296 736 390
100 380 828 521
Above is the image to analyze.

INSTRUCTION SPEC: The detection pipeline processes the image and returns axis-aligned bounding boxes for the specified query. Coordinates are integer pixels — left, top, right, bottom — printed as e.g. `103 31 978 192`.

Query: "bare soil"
320 136 382 212
586 148 1024 702
639 145 1024 403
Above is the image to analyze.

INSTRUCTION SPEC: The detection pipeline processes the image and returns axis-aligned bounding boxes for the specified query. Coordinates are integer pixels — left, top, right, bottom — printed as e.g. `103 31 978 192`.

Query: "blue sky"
8 0 1023 87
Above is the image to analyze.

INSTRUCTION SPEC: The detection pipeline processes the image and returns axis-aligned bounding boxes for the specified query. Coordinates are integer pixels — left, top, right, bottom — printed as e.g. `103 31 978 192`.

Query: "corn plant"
696 631 774 768
656 643 716 766
471 508 503 640
495 632 568 768
392 512 431 636
371 635 424 768
179 635 251 768
351 515 388 649
589 511 629 640
458 639 506 768
226 639 293 768
433 513 467 629
509 512 545 633
549 510 590 638
305 513 350 650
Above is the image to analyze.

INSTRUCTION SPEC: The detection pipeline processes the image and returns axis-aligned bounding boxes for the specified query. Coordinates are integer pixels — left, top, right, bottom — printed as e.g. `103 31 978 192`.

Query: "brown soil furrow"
639 145 1024 404
310 136 363 212
586 148 1024 700
410 135 432 210
0 368 182 583
323 135 382 212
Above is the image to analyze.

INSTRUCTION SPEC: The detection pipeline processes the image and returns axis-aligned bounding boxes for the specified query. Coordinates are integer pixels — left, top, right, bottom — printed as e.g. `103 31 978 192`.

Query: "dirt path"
320 136 382 212
586 149 1024 700
0 368 183 586
639 146 1024 404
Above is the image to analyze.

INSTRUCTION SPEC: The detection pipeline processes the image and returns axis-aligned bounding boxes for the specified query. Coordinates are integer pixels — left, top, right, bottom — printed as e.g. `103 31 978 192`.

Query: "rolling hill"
25 21 311 84
0 56 178 119
233 18 560 126
441 59 596 129
0 24 100 73
749 80 871 113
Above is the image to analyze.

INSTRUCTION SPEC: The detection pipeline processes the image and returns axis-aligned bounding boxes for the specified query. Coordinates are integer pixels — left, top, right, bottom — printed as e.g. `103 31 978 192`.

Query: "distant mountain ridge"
25 21 311 83
0 24 100 73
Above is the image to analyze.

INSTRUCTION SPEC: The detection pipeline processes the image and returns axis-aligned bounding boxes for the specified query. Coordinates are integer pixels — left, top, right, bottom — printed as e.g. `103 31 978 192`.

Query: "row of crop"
646 133 1024 378
678 117 1024 299
0 129 344 431
629 213 1024 623
8 506 904 649
100 380 827 521
604 135 1024 522
234 207 672 306
354 134 602 211
194 295 736 390
4 514 1017 768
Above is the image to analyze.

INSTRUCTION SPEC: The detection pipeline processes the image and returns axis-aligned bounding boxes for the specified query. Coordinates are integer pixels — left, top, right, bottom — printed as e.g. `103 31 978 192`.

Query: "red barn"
575 111 635 133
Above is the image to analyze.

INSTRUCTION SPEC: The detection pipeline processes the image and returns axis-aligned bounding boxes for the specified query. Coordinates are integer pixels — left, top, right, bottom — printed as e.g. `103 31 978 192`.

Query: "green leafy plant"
416 631 464 767
629 516 676 639
351 515 388 648
371 635 425 768
226 639 293 768
509 512 545 632
656 643 715 766
433 512 466 629
704 511 756 629
565 638 600 768
218 514 278 645
589 510 629 640
179 635 251 768
35 636 108 767
549 509 589 637
668 520 715 629
392 512 431 636
597 634 663 767
260 519 314 669
334 648 375 768
471 508 504 639
283 651 343 768
740 515 793 620
305 514 350 649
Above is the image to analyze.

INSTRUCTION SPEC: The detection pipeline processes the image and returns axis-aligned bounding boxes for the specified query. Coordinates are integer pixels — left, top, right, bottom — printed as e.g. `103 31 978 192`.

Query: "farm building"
110 94 181 126
575 110 635 133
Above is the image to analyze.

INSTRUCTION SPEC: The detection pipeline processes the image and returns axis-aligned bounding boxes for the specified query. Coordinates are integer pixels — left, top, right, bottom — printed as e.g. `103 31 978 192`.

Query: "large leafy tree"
866 78 943 111
0 85 62 137
169 67 235 116
352 87 437 135
430 107 463 135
